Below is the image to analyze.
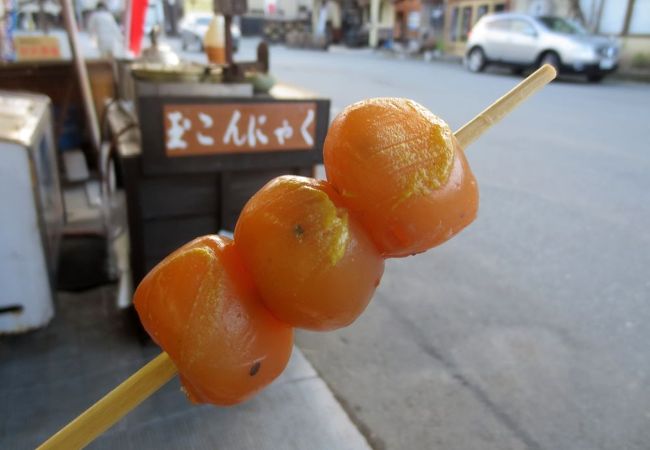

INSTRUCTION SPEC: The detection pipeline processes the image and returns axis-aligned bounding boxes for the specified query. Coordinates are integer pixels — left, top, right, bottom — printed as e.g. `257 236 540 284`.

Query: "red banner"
129 0 147 55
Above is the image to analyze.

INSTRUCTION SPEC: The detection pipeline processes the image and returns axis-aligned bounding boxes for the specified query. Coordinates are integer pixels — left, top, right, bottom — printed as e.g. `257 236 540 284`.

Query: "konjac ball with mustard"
133 235 293 405
324 98 479 258
234 175 385 331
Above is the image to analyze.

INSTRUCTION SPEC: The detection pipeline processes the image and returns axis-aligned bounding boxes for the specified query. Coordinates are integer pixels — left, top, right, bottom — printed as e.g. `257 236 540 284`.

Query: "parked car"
465 13 619 82
179 13 240 52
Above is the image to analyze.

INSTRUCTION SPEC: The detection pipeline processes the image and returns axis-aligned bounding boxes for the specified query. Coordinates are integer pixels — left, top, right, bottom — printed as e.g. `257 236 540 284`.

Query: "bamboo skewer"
455 64 557 148
37 65 556 450
37 353 177 450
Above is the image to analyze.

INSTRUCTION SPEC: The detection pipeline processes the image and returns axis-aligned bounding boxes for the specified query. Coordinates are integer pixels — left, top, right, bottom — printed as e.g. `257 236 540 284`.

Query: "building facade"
580 0 650 68
358 0 394 45
392 0 421 42
248 0 312 18
444 0 509 54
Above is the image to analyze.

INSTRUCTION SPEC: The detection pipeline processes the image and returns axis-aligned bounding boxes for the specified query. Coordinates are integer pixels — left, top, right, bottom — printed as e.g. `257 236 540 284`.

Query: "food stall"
107 0 330 290
108 60 329 287
0 0 330 317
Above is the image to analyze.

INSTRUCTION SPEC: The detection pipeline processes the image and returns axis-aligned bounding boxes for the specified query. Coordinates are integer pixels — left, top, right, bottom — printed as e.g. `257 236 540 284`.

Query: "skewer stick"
36 66 555 450
455 64 556 148
37 353 177 450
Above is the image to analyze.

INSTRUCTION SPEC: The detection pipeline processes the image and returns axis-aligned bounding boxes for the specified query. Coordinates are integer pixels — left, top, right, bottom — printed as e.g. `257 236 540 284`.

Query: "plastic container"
204 14 226 64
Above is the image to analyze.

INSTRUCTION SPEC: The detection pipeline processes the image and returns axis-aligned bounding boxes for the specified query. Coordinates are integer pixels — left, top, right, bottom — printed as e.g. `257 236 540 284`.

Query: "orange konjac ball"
133 235 293 406
234 175 385 331
323 98 479 258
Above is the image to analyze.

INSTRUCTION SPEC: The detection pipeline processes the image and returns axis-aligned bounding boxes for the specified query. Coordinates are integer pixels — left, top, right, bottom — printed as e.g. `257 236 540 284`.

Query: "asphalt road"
187 40 650 449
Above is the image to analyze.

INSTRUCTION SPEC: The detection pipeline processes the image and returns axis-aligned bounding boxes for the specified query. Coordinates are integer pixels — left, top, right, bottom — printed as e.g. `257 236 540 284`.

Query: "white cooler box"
0 90 64 333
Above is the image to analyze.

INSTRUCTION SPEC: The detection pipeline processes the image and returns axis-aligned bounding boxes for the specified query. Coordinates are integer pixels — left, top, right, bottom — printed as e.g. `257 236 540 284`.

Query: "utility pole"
61 0 101 155
369 0 379 47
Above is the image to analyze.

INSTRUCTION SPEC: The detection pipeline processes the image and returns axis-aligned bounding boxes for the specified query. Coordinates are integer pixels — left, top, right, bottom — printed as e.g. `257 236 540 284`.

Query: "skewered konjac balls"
324 98 478 257
234 176 385 331
134 98 479 406
135 235 293 405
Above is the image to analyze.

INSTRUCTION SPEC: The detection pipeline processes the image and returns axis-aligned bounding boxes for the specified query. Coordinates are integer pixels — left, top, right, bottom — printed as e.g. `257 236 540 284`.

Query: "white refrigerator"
0 90 64 333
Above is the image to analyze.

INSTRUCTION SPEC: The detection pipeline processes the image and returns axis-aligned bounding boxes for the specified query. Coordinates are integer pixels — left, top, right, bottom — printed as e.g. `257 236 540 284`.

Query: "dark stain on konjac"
249 361 261 376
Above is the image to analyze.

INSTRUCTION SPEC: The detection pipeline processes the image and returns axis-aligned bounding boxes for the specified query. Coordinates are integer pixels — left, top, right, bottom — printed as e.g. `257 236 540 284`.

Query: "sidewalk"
0 184 372 450
0 285 372 450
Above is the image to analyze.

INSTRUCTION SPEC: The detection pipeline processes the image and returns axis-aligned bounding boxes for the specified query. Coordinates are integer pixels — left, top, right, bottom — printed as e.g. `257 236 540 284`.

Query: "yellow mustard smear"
393 102 455 206
324 207 350 266
297 185 350 266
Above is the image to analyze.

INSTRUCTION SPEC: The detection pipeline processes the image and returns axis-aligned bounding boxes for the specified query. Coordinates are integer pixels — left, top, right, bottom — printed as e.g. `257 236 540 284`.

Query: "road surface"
185 39 650 450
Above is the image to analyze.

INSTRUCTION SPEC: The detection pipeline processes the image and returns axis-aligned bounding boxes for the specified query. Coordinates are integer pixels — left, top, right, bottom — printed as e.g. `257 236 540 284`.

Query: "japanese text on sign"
163 102 317 156
14 36 61 61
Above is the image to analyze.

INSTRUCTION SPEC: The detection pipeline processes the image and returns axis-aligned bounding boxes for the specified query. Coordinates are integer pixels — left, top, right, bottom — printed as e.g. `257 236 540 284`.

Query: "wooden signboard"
14 36 61 61
163 102 316 156
137 95 330 175
213 0 247 15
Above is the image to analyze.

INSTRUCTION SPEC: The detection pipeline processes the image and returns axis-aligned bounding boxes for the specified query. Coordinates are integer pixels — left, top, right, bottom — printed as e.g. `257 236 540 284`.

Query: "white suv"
465 13 619 82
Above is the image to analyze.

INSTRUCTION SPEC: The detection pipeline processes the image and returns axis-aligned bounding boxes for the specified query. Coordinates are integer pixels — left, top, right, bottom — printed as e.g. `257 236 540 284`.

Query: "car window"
536 16 586 35
196 17 212 26
511 19 535 35
486 19 509 30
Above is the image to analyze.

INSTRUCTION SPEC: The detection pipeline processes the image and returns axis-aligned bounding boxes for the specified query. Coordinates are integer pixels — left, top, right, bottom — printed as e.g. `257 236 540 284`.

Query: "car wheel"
181 36 188 51
587 74 604 83
511 67 525 76
467 47 486 73
540 51 560 73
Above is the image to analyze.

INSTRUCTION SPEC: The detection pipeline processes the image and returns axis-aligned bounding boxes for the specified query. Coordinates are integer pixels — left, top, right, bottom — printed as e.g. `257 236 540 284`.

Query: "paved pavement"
0 285 371 450
190 38 650 450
